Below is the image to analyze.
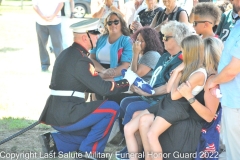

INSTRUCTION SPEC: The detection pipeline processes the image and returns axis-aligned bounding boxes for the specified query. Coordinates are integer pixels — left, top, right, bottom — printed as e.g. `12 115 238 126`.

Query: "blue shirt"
90 34 133 81
218 20 240 108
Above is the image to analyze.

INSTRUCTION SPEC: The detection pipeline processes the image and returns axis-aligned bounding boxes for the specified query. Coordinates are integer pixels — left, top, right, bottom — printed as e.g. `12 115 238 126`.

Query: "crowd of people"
33 0 240 160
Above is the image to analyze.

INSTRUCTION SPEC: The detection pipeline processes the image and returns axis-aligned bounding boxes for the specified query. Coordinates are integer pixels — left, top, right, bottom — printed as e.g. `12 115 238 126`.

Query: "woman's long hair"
203 37 223 74
180 35 204 83
103 12 130 36
131 26 164 55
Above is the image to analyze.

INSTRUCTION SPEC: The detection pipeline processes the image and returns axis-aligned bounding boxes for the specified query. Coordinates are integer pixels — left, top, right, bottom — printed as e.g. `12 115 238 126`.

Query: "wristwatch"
188 97 195 104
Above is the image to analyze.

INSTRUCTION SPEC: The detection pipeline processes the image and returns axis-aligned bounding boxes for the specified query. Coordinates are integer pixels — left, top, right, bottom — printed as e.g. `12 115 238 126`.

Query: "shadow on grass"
0 47 22 53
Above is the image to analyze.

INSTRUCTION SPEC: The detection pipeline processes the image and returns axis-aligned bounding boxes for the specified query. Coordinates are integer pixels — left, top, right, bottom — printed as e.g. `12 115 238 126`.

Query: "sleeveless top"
189 68 207 96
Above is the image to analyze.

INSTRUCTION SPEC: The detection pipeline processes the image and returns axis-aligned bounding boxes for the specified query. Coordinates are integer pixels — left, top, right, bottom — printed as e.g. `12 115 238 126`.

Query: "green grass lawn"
0 117 50 130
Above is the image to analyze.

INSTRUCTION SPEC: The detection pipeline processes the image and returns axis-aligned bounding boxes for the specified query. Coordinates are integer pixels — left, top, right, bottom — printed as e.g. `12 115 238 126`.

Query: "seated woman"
90 11 132 82
119 21 192 127
130 0 163 33
106 26 164 104
115 21 192 158
89 12 132 100
124 35 207 160
125 37 223 160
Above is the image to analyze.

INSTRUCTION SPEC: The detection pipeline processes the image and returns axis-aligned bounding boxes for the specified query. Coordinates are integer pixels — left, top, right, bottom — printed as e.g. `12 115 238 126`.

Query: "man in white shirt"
32 0 64 72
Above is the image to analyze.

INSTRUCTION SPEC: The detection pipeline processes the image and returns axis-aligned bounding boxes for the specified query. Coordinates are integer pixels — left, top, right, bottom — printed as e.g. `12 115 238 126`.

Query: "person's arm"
92 5 105 18
33 5 48 21
209 56 240 88
178 10 190 24
166 63 184 92
171 71 206 100
89 54 106 73
178 78 219 122
102 62 130 79
131 42 152 77
70 0 75 18
46 2 64 21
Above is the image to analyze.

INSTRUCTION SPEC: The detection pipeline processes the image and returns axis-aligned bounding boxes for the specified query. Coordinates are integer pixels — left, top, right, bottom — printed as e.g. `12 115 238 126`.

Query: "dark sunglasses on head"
107 20 120 26
163 36 174 41
193 21 213 27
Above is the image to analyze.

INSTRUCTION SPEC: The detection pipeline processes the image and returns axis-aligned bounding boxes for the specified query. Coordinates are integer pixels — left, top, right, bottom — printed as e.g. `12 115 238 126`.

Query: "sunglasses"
163 36 174 41
107 20 120 26
193 21 213 27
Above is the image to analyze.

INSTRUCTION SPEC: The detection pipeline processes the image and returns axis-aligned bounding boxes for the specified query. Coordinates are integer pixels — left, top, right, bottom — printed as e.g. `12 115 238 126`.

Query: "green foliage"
0 117 50 130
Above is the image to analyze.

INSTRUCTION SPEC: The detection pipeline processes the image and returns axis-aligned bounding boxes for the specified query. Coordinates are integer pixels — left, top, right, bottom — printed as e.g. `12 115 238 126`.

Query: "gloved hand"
122 69 155 95
122 69 138 86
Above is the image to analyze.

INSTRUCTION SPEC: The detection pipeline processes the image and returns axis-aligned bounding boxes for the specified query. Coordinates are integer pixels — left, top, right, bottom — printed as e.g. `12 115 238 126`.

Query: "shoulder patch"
89 63 98 76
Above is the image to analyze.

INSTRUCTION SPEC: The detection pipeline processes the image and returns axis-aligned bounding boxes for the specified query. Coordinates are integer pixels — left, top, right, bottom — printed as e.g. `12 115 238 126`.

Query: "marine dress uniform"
38 19 134 156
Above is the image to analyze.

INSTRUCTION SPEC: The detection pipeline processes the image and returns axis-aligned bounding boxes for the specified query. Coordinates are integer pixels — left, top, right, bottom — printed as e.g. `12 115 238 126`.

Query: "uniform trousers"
36 23 62 70
51 101 119 153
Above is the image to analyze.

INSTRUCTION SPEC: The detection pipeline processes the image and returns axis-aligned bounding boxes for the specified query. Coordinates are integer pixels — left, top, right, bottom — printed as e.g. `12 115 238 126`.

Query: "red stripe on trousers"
91 108 117 153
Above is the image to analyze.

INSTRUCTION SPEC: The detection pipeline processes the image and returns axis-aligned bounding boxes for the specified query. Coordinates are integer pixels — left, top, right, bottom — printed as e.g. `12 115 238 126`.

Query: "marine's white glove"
122 69 155 95
122 69 138 86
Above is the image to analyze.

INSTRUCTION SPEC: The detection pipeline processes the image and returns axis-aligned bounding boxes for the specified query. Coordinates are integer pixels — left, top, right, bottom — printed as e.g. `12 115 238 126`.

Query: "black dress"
158 90 205 160
147 93 190 124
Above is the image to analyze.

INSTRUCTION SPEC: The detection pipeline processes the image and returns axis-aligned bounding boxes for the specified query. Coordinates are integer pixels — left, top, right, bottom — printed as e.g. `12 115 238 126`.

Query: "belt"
50 90 85 98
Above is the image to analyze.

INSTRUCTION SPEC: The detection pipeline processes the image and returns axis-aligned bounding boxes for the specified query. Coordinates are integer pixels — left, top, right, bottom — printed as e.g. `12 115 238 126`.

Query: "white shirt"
98 39 111 64
32 0 64 25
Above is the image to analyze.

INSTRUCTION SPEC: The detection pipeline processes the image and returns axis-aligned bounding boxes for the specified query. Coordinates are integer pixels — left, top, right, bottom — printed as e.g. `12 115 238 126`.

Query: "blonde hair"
203 37 223 74
180 35 204 83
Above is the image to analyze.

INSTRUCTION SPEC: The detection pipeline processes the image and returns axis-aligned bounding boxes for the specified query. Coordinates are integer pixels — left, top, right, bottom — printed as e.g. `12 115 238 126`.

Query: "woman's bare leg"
124 110 150 160
147 116 172 160
139 114 155 160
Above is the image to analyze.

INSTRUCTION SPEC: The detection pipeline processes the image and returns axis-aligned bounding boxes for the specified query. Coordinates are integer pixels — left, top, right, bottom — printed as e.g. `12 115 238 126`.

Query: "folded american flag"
122 69 155 95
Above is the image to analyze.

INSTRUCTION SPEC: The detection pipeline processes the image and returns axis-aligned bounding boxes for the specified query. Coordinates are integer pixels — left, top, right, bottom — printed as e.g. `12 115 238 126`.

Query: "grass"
0 117 50 130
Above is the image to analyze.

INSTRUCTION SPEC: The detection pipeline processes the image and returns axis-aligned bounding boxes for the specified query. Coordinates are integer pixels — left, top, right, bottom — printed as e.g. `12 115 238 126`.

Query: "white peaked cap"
70 18 101 34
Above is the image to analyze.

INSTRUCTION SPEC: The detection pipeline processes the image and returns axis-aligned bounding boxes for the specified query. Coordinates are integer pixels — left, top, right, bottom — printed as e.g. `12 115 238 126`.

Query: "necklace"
161 5 178 22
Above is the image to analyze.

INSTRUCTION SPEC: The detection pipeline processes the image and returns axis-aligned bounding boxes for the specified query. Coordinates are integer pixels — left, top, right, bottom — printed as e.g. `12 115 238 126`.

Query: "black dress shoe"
39 132 58 155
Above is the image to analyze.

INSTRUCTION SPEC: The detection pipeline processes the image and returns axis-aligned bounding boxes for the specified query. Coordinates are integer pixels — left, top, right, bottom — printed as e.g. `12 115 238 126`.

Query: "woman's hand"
101 68 116 79
177 81 193 99
130 21 142 32
133 41 142 55
131 85 152 96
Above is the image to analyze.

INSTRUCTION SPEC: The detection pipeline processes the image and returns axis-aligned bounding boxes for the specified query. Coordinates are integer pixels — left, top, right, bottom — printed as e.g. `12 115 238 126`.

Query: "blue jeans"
119 96 151 125
51 101 119 153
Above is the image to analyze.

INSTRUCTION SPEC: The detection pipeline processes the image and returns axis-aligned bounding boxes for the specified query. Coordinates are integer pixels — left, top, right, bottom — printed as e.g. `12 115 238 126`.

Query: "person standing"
216 2 239 42
32 0 64 72
208 0 240 159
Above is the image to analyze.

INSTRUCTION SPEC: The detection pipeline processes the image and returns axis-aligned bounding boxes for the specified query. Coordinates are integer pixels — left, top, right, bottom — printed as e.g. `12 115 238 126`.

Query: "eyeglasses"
193 21 213 27
163 36 174 41
107 20 120 26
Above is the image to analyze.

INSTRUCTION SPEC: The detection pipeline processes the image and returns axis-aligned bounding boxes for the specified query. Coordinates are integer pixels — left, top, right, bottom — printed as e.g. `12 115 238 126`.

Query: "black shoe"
39 132 58 155
49 47 53 53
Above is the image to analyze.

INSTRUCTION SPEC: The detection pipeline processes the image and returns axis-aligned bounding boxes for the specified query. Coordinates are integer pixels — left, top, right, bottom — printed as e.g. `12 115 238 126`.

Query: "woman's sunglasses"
163 36 174 41
193 21 213 27
107 20 120 26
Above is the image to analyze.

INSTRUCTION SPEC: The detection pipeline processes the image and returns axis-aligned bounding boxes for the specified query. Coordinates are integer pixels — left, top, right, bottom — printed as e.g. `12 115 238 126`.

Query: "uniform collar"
72 42 90 56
